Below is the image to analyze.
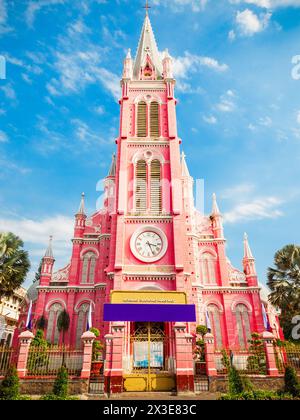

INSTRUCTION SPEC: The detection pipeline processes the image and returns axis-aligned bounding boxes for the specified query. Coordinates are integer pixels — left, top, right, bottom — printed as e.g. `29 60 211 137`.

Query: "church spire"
108 154 116 177
133 11 163 80
181 152 190 177
44 236 54 259
211 193 221 216
243 233 254 260
77 192 85 216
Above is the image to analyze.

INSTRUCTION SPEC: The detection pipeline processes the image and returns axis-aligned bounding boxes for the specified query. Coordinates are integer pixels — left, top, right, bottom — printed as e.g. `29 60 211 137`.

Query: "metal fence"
215 349 267 375
26 346 83 377
275 345 300 373
0 346 15 377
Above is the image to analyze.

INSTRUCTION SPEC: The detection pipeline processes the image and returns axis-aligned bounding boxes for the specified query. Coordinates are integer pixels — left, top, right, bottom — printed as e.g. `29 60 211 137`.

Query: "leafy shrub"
0 366 20 400
219 391 296 400
40 366 75 401
53 366 68 398
228 366 244 395
284 366 300 397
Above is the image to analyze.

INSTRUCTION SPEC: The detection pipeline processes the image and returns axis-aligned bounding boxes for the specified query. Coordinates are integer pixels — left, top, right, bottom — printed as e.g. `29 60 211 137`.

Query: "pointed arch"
150 159 162 213
207 304 223 349
234 304 251 349
46 302 63 344
81 251 97 284
137 101 147 137
75 302 90 349
150 102 160 137
135 160 147 212
201 252 217 285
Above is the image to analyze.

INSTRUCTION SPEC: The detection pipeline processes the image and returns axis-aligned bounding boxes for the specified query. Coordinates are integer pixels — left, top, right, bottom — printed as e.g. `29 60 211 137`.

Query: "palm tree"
0 232 30 299
57 310 70 366
267 245 300 338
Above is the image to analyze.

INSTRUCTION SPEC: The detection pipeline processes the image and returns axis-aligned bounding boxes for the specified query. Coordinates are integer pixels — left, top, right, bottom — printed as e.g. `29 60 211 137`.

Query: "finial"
143 0 151 15
164 48 170 59
126 48 132 59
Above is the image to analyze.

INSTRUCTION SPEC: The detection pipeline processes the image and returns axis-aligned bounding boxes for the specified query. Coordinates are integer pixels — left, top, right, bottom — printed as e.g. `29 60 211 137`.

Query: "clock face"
130 227 168 263
135 231 163 258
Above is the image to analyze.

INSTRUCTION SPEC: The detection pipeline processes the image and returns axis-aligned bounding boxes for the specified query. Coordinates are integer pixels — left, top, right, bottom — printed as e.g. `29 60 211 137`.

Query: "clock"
130 226 168 263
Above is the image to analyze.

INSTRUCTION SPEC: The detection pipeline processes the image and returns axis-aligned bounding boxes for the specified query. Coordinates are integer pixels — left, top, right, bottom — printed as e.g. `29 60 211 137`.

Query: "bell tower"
108 10 189 295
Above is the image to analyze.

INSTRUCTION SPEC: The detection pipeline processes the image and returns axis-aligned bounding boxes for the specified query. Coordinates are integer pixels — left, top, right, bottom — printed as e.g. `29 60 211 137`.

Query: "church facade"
18 12 281 393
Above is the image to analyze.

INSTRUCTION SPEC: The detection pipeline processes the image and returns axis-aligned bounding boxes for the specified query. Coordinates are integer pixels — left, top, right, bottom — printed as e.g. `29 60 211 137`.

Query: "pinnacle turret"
211 193 221 216
77 192 85 216
181 152 190 177
44 236 54 259
108 154 116 177
243 233 254 260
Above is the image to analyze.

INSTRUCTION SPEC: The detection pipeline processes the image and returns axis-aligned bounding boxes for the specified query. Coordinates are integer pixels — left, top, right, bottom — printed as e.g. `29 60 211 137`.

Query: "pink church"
18 12 281 393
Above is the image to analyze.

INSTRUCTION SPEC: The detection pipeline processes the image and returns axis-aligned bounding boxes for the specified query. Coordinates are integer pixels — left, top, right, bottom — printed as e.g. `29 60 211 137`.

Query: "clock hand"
146 241 155 255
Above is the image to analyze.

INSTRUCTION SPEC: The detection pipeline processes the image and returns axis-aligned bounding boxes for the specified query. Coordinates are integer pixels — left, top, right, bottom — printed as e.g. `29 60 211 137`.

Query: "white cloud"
0 129 8 142
173 52 228 80
152 0 208 12
0 215 74 245
224 196 283 223
221 183 256 199
228 30 236 41
230 0 300 8
216 91 236 113
259 116 272 126
47 20 120 100
25 0 65 28
236 9 271 36
0 0 11 34
203 115 217 124
0 83 16 100
296 110 300 124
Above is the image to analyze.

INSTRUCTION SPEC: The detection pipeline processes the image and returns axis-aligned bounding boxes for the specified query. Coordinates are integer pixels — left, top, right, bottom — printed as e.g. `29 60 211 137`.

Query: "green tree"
36 315 47 331
57 310 70 365
0 366 20 400
228 366 244 395
34 261 42 284
89 328 103 361
284 366 300 397
53 366 68 398
267 245 300 339
0 232 30 299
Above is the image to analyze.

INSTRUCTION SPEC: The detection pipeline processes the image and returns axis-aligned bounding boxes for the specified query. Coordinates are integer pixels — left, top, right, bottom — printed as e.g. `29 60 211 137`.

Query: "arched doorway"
123 321 175 392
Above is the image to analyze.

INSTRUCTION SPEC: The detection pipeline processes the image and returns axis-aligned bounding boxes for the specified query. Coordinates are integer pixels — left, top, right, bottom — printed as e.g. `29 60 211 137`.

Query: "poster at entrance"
133 341 164 368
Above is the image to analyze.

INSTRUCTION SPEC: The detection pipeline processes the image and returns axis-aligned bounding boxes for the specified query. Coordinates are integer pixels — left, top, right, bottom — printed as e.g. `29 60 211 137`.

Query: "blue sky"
0 0 300 288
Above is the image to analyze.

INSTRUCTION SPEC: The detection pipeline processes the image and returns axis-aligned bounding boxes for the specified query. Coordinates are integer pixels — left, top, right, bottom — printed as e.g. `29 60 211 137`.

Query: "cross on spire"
143 0 151 15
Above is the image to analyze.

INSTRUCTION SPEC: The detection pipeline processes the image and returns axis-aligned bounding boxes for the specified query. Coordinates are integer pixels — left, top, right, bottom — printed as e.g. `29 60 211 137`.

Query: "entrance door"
123 322 176 392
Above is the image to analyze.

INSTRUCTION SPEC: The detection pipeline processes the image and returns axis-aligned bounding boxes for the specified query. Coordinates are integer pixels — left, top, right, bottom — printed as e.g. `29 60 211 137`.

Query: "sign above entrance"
104 303 196 322
110 291 187 305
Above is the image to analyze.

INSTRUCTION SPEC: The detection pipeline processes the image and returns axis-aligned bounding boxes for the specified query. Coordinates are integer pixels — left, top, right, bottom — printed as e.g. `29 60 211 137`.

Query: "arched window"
235 304 251 348
75 303 90 349
207 304 223 349
137 101 147 137
46 303 63 344
150 159 162 213
135 160 147 212
201 252 216 284
81 252 97 284
150 102 159 137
